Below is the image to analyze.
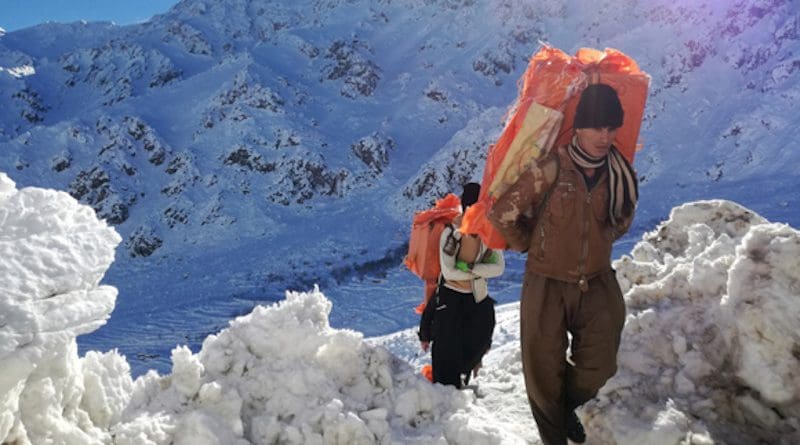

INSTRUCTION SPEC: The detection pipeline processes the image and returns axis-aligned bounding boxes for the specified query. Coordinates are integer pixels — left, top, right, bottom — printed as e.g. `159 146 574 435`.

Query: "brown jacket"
488 145 635 285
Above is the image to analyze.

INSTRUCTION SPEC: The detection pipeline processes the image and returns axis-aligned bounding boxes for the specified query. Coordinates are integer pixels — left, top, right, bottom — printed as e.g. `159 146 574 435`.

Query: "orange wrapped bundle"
404 193 462 313
462 45 650 249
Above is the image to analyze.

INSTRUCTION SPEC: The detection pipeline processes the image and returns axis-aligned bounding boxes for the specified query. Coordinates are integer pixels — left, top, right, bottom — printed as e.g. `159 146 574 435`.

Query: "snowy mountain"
1 0 798 374
2 174 799 444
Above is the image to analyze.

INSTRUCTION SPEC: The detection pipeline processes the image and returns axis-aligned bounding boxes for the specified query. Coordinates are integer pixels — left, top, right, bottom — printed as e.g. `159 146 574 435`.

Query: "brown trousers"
520 270 626 445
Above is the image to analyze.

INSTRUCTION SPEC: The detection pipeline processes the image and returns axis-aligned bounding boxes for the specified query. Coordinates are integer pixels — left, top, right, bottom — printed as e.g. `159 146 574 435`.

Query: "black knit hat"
461 182 480 210
573 83 624 129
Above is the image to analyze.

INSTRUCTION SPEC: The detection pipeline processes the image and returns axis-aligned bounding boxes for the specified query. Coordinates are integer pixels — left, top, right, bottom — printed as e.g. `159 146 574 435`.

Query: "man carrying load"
419 183 505 389
489 83 638 444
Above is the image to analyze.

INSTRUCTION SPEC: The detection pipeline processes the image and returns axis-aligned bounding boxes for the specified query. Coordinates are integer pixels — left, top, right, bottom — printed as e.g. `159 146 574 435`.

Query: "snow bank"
583 200 800 444
115 286 508 445
0 172 122 443
0 172 519 444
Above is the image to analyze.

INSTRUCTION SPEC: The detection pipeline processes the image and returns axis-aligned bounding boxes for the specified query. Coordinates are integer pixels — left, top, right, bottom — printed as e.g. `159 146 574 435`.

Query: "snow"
0 65 35 78
2 179 800 444
2 0 799 442
578 201 800 444
0 174 516 444
1 0 798 378
0 172 122 443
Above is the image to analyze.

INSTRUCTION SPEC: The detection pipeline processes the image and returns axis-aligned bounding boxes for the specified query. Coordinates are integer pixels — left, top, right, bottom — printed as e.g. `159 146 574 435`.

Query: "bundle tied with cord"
460 45 650 249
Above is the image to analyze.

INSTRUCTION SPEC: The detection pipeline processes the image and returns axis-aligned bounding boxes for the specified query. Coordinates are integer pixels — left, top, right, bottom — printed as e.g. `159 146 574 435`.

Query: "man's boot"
566 410 586 443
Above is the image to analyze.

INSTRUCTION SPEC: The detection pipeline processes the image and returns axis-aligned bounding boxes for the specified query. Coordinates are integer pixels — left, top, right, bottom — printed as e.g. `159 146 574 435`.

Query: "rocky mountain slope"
1 0 797 372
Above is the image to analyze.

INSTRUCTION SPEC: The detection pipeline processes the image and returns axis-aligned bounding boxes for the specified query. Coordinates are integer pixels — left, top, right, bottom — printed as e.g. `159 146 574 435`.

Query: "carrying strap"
441 223 459 257
438 223 459 288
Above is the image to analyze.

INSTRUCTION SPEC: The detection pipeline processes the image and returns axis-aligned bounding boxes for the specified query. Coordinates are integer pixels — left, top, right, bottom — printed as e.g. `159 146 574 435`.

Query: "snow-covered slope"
1 0 798 374
3 175 799 444
0 176 526 444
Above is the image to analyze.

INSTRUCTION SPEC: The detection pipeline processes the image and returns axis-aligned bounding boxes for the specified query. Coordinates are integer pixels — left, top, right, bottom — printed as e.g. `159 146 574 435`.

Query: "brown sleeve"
611 204 637 240
611 212 632 241
488 154 559 252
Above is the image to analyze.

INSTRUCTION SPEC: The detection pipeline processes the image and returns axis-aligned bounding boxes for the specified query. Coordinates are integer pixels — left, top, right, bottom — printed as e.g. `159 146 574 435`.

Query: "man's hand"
420 341 430 352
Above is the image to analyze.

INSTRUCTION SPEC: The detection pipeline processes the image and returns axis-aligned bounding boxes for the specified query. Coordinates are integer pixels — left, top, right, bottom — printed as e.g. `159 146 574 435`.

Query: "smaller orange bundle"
421 364 434 382
404 193 461 313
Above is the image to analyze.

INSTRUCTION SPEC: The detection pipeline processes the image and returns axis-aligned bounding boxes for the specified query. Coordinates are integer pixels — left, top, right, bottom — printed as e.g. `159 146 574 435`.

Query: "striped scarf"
568 136 638 226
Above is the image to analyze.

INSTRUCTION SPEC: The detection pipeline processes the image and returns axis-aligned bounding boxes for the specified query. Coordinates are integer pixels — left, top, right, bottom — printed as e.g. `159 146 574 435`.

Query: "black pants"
421 285 496 388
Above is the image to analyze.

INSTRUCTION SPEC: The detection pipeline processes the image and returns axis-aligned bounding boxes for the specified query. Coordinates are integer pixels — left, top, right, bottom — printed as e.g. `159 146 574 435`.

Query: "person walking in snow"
418 182 505 388
488 84 638 444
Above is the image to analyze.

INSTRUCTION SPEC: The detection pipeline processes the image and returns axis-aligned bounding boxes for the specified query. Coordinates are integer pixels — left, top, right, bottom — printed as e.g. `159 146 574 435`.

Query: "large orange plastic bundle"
462 45 650 249
404 193 461 313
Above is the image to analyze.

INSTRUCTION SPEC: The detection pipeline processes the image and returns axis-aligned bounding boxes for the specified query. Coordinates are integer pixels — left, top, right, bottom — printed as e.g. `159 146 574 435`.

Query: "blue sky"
0 0 178 31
